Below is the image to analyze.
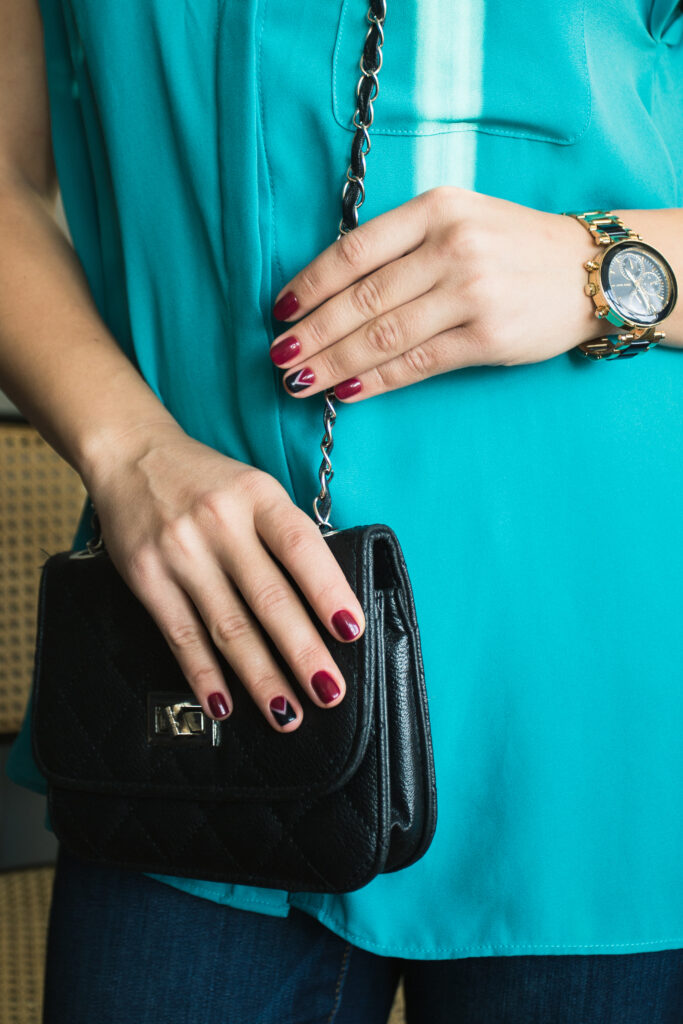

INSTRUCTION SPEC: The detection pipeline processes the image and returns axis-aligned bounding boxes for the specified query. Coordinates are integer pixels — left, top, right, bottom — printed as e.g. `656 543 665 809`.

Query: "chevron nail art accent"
269 695 297 727
284 367 315 393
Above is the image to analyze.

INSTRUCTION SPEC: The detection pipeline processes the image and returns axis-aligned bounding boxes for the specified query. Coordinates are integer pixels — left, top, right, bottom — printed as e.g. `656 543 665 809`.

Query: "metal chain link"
312 0 387 535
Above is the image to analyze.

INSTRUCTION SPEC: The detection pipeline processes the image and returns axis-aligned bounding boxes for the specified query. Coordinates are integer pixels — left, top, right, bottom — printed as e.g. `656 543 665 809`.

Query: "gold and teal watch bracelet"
564 210 638 247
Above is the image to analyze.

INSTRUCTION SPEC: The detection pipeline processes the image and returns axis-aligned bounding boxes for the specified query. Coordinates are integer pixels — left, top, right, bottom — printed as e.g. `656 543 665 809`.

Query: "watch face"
601 241 677 327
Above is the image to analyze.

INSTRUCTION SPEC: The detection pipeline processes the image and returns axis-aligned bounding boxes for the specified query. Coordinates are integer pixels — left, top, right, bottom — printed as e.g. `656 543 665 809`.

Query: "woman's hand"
84 422 365 732
269 186 599 400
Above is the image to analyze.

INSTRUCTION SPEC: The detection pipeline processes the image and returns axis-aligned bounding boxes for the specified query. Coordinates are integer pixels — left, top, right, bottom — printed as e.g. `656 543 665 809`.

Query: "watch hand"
619 267 647 310
634 282 654 314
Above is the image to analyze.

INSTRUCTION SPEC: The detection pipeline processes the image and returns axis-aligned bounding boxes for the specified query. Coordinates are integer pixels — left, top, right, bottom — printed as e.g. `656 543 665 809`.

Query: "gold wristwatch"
565 211 678 360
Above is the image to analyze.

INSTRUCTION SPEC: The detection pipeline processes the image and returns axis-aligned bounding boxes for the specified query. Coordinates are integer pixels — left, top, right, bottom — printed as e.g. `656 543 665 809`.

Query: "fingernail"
284 367 315 393
311 671 342 704
273 291 299 320
270 336 301 365
208 692 231 718
269 695 297 727
332 609 361 641
334 378 362 399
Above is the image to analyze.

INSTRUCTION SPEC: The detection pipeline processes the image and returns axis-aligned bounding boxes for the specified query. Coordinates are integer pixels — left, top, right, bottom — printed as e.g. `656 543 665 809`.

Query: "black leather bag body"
31 524 437 893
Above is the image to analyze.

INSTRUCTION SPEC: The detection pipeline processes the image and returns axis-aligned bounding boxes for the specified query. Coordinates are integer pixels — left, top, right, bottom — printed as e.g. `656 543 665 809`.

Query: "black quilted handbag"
30 0 437 894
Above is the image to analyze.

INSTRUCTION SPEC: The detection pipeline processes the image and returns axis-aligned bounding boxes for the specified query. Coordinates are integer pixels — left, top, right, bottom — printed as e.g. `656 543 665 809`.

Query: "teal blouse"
7 0 683 959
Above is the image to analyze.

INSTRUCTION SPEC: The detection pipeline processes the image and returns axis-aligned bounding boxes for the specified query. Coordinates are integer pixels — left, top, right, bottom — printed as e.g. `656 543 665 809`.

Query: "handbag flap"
30 525 401 802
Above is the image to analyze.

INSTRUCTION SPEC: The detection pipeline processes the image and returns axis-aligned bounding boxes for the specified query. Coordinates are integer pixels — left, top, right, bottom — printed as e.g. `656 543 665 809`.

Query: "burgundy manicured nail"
270 336 301 365
284 367 315 393
334 377 362 399
269 695 297 727
332 609 361 641
311 671 341 704
273 291 299 320
208 692 230 718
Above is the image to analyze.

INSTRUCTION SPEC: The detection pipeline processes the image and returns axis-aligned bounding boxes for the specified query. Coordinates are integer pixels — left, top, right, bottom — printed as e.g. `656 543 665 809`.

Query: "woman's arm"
0 0 365 734
0 0 181 480
267 190 683 403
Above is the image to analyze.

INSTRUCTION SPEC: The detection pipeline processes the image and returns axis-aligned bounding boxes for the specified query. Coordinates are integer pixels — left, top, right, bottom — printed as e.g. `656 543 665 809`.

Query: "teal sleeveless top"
7 0 683 959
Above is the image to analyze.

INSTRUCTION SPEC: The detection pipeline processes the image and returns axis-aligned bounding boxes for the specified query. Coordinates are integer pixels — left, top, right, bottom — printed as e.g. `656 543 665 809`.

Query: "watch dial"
602 243 675 326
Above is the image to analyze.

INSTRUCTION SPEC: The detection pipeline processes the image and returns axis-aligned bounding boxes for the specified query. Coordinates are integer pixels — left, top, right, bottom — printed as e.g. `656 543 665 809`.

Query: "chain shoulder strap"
312 0 387 536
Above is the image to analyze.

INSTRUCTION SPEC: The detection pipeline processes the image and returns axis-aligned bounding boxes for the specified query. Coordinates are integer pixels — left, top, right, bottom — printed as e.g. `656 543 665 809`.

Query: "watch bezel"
590 239 678 331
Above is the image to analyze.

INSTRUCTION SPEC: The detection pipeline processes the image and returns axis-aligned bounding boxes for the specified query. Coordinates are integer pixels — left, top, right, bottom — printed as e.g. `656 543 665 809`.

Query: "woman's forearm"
0 174 182 487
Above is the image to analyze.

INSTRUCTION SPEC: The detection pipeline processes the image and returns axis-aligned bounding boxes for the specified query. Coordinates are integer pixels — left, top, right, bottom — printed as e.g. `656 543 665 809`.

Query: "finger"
272 191 430 321
126 553 236 724
216 531 353 712
282 286 458 399
269 245 441 369
335 324 478 401
254 501 366 644
169 546 309 733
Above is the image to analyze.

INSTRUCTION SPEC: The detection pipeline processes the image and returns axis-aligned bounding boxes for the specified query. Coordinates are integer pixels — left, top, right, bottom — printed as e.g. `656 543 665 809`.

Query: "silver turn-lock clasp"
148 695 221 747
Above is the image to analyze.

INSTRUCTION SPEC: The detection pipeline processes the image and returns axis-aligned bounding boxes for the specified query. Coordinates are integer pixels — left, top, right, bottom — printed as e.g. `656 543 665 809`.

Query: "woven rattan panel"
0 865 54 1024
390 984 406 1023
0 423 86 735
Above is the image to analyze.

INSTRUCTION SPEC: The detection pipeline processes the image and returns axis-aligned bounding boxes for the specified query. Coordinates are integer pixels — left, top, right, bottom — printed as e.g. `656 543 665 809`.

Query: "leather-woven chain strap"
312 0 387 537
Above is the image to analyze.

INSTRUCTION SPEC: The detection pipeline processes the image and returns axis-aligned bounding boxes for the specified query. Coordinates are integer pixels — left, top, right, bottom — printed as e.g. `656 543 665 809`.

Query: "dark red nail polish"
334 377 362 399
208 692 230 718
270 695 297 727
332 609 361 641
270 336 301 365
273 291 299 320
311 671 341 704
284 367 315 393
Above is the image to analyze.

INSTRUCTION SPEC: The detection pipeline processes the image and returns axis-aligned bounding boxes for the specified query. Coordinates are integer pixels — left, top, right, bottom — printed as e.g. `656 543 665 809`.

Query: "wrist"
77 415 188 493
555 211 604 347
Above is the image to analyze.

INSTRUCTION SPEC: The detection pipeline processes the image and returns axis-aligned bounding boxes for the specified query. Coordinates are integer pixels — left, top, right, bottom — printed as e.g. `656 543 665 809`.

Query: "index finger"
272 190 430 321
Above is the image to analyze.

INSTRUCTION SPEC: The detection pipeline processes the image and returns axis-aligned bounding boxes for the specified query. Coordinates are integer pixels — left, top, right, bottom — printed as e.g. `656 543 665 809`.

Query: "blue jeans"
43 844 683 1024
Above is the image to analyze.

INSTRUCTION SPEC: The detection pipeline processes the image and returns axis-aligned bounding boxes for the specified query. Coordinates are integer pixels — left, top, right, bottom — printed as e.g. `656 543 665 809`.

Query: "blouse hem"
288 905 683 960
142 873 683 961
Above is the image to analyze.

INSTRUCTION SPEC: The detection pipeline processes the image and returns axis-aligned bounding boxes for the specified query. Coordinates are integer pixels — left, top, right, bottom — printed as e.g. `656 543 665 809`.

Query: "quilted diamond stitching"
220 726 343 886
43 560 366 799
138 728 288 878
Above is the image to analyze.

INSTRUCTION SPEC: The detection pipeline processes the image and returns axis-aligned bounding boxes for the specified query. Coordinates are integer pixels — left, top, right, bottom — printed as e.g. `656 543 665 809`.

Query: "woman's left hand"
270 186 599 402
